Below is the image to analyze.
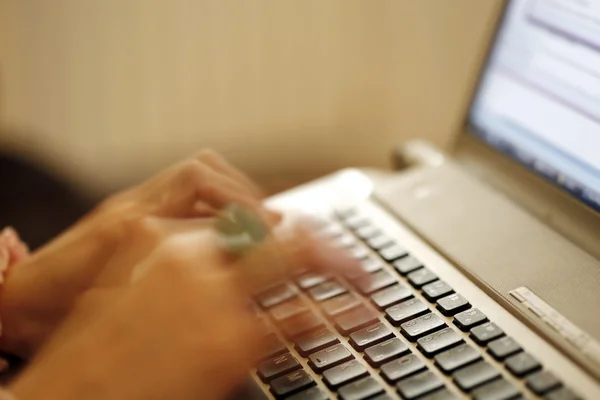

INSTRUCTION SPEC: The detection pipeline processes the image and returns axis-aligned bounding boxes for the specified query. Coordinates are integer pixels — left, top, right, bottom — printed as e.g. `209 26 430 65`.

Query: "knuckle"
180 160 213 190
156 235 203 271
195 148 222 163
122 216 164 242
179 159 203 178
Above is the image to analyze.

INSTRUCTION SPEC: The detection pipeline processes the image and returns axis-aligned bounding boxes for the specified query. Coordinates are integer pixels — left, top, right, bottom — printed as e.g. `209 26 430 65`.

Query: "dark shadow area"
0 151 94 250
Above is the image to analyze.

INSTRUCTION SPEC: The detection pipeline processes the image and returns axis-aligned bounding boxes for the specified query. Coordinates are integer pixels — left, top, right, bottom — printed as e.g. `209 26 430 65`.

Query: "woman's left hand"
0 150 280 358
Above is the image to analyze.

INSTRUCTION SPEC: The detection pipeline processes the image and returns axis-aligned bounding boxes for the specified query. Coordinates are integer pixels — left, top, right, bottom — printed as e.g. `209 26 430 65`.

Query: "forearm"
0 215 120 358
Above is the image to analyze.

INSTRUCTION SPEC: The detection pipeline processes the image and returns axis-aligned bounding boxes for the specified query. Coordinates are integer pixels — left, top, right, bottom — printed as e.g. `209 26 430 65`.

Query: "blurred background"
0 0 501 247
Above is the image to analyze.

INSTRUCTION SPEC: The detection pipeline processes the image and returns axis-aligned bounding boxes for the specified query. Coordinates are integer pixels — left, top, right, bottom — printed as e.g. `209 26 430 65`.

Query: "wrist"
0 218 120 358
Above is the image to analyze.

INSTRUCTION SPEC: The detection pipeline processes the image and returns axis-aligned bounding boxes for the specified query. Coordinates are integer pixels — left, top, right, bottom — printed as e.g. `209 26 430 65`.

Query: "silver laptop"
249 1 600 398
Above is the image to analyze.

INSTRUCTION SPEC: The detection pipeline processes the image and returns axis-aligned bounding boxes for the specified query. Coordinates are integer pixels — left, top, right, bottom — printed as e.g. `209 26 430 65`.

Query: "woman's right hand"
10 217 359 400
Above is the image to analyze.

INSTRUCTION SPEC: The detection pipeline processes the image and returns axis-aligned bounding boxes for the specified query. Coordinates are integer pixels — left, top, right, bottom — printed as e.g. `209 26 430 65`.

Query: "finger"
278 221 361 277
231 223 361 294
0 227 29 266
195 150 282 225
195 149 265 199
165 161 269 221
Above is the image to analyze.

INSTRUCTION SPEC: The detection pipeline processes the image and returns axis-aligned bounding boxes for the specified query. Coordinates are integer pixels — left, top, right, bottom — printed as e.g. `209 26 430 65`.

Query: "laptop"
246 1 600 398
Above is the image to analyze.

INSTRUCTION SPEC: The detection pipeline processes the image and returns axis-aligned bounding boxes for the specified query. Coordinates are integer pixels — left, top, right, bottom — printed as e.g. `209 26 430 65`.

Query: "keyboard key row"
261 212 578 400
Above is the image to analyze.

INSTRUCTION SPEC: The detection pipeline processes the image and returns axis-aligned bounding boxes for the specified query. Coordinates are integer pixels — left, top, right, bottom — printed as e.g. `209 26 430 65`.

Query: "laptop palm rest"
373 162 600 379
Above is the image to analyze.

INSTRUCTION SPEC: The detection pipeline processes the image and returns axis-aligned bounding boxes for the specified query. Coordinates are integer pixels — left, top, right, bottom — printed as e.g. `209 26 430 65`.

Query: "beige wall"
0 0 501 194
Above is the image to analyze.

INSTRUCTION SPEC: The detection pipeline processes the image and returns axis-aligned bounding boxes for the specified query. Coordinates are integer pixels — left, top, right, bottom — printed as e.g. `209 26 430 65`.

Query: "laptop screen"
468 0 600 211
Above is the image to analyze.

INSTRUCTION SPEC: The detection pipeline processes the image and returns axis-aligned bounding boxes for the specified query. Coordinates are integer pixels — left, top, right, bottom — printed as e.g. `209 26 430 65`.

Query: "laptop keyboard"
252 208 582 399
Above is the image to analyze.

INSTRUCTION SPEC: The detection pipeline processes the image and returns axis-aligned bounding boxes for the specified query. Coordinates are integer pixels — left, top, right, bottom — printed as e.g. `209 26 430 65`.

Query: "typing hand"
10 216 357 400
0 150 278 358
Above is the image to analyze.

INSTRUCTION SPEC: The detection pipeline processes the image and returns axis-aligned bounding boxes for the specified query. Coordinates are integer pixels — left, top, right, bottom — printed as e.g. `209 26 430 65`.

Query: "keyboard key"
421 389 460 400
397 371 444 400
257 353 301 382
470 322 504 345
526 370 561 395
367 234 395 250
453 360 500 391
379 244 409 262
296 272 329 290
294 327 339 357
336 207 357 219
471 378 520 400
321 293 361 317
350 244 371 260
422 281 454 302
417 327 463 357
401 313 446 341
319 222 345 239
256 284 297 309
335 306 379 335
393 255 423 275
344 215 370 230
487 336 521 360
259 334 287 360
308 344 353 373
437 294 470 316
335 233 357 248
349 322 394 351
355 269 397 294
371 284 413 309
453 308 488 331
270 369 315 398
364 337 410 367
280 312 323 338
545 387 581 400
356 225 380 240
323 359 368 388
434 343 482 374
287 387 327 400
309 280 347 301
381 354 426 383
269 300 308 321
505 352 541 377
345 256 384 279
408 267 438 288
371 395 394 400
338 377 385 400
385 298 429 326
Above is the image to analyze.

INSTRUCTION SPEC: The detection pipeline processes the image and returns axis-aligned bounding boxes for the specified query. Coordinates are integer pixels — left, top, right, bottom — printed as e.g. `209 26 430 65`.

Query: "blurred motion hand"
0 150 280 357
10 217 358 400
